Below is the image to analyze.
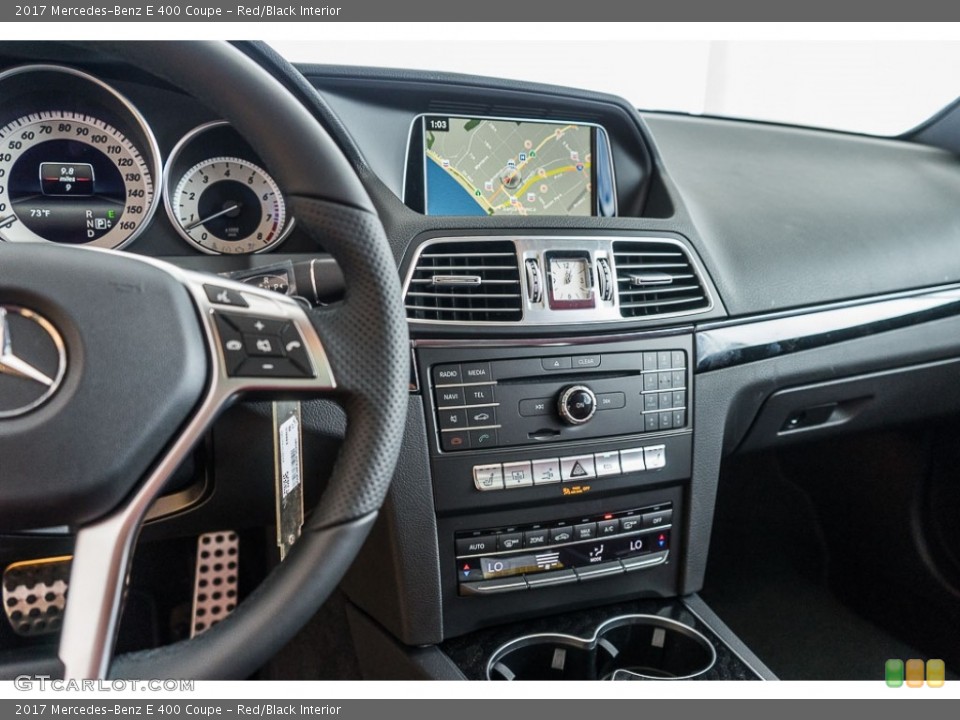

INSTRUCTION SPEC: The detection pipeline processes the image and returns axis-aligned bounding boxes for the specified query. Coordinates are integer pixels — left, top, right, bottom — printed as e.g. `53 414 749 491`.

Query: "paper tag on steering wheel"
273 401 304 561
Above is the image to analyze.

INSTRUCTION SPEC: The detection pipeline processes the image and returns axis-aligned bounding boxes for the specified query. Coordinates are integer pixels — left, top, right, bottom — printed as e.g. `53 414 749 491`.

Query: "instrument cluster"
0 64 293 256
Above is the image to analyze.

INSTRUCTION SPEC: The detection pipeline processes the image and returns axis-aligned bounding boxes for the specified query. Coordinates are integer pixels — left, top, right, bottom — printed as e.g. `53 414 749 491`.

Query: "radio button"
598 519 620 536
433 364 462 385
436 387 465 407
519 397 552 417
456 534 497 555
472 464 504 491
499 533 523 551
531 458 561 485
542 356 572 371
438 408 468 431
469 429 498 449
573 355 601 369
594 451 622 477
644 445 667 470
561 454 596 481
503 461 534 488
464 385 495 405
619 448 646 474
524 529 550 547
597 392 626 411
461 362 493 383
574 522 597 540
550 527 574 544
467 406 497 427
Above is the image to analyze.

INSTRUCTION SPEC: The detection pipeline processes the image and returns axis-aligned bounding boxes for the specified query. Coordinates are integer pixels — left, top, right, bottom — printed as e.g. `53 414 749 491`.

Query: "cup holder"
486 614 716 681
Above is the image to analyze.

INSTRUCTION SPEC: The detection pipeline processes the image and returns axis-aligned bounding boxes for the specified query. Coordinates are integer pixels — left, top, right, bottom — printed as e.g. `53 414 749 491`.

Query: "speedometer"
0 65 162 250
0 111 155 248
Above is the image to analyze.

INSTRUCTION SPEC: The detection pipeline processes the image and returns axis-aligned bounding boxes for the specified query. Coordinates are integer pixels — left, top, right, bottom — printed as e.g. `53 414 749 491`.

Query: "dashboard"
3 40 960 681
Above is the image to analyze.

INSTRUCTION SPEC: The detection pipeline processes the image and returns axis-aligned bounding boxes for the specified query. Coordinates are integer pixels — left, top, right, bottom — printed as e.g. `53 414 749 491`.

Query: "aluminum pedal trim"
190 531 238 638
3 556 71 636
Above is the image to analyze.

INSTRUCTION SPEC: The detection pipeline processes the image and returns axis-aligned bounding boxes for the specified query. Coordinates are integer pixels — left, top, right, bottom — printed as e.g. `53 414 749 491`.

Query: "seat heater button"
644 445 667 470
473 464 504 492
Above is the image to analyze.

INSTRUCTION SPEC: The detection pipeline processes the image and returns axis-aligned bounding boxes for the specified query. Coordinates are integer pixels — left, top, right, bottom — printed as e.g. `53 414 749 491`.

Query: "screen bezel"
405 113 617 218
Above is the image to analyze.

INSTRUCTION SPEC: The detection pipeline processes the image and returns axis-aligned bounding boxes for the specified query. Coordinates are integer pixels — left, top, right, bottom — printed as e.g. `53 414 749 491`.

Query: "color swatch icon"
886 658 946 687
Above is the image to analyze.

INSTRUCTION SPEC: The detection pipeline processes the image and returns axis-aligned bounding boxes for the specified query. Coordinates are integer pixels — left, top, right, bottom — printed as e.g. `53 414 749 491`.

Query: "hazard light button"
560 454 597 481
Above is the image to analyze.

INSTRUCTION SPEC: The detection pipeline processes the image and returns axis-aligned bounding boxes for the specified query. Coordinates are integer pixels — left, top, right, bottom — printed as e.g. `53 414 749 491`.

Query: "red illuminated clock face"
548 255 595 309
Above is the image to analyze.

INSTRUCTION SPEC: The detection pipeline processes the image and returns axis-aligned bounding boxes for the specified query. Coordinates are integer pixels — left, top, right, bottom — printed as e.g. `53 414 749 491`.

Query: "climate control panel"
455 502 672 595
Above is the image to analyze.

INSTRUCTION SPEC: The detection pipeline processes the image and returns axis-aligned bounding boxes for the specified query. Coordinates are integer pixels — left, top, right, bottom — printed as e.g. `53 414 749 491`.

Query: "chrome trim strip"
696 285 960 373
0 306 68 419
58 247 335 680
455 524 672 560
412 325 694 349
0 64 163 252
681 595 771 681
402 235 714 328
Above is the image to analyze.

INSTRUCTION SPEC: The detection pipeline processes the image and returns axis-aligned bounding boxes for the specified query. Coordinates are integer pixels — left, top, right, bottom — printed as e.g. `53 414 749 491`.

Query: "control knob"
557 385 597 425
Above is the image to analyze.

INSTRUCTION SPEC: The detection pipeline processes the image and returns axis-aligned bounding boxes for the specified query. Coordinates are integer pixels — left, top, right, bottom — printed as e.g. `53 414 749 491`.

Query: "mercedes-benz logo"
0 306 67 418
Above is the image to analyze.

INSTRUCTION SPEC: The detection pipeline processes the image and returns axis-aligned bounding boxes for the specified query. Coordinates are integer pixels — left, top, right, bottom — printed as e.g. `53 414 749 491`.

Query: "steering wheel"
0 41 408 679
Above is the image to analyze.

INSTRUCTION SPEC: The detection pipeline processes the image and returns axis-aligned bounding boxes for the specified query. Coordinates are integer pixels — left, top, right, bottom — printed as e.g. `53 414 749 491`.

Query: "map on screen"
423 116 594 217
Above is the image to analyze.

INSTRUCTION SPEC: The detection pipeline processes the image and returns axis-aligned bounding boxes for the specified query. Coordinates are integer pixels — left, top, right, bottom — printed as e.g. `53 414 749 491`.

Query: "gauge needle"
185 204 240 231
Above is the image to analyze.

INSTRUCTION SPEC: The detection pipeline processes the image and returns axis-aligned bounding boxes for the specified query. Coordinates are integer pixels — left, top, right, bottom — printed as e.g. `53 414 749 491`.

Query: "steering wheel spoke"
58 263 337 679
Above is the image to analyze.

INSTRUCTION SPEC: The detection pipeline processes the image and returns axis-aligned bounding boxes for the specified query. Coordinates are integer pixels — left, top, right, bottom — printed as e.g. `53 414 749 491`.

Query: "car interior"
1 39 959 682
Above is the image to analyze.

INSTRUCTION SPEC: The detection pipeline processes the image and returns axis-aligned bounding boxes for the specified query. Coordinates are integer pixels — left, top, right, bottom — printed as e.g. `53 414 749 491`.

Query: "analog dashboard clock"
546 252 596 309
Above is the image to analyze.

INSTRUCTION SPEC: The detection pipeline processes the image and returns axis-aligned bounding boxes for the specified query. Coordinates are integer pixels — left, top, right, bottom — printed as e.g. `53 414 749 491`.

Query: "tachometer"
170 156 287 255
0 111 155 248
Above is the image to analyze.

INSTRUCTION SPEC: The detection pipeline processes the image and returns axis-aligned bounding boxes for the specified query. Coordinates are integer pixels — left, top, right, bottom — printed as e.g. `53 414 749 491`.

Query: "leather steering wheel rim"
79 41 411 678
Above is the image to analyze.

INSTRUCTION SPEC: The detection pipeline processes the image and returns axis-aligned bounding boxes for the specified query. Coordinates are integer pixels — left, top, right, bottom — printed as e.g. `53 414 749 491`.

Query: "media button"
461 362 493 382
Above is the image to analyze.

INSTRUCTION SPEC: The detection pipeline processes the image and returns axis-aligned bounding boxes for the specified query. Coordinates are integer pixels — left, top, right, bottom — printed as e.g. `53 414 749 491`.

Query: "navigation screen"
423 116 595 217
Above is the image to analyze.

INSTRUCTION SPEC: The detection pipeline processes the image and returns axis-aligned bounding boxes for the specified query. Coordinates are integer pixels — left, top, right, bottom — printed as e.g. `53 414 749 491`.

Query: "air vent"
405 241 523 323
613 240 710 318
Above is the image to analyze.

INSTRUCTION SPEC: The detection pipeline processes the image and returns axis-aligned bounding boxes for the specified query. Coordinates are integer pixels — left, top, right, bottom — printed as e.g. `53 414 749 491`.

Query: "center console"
417 334 693 637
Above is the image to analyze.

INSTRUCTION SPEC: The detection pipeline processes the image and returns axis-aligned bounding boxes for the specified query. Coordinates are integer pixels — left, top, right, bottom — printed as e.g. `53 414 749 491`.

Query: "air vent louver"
405 241 522 323
613 240 710 318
